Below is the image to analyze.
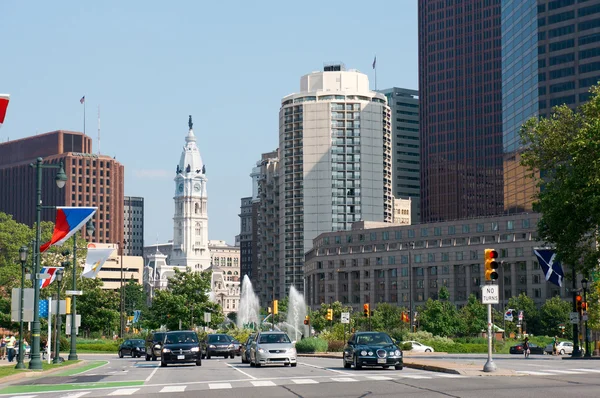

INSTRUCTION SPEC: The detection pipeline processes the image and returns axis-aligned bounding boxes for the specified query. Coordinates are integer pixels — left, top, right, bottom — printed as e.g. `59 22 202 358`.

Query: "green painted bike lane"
0 360 144 395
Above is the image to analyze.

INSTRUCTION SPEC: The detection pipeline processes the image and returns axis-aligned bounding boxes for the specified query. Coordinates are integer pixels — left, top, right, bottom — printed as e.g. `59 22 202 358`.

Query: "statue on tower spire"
188 115 193 130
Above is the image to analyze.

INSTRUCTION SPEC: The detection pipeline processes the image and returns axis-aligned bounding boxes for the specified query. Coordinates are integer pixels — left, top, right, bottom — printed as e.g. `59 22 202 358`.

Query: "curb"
0 360 88 385
402 361 461 375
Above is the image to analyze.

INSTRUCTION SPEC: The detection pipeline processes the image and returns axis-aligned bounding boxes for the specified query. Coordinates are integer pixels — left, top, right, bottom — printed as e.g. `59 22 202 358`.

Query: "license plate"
377 358 386 364
177 355 185 360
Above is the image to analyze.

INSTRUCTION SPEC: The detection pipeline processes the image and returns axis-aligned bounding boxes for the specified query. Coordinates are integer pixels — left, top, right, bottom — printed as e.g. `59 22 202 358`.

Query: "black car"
510 343 544 355
241 334 256 364
119 339 146 358
343 332 403 370
160 330 202 367
201 334 235 359
145 331 166 361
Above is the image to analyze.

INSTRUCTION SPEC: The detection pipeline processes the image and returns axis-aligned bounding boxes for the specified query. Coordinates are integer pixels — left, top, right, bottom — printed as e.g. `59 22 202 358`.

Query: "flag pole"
83 98 86 136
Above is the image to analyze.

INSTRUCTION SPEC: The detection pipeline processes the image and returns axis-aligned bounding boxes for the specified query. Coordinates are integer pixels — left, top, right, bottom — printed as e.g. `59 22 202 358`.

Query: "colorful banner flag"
82 245 114 279
80 95 85 104
40 207 97 252
39 299 49 318
534 248 564 287
133 310 141 324
40 267 64 289
504 309 515 322
0 94 10 127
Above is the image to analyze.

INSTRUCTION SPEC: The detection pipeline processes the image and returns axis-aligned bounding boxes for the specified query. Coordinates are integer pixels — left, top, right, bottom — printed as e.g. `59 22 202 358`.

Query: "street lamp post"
119 240 126 337
15 246 29 370
582 278 591 358
29 157 67 370
407 241 415 332
53 267 65 364
67 220 94 361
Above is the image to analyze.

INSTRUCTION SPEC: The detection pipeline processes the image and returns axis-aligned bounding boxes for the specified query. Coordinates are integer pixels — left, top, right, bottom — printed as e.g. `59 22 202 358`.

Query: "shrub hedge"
295 338 328 353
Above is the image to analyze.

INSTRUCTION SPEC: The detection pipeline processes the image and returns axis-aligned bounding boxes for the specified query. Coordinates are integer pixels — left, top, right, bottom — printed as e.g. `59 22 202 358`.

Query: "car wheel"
152 355 157 361
161 361 167 367
395 364 403 370
118 350 123 358
353 355 362 370
560 349 565 355
343 358 351 369
207 354 211 360
425 349 432 352
284 363 289 366
250 360 255 367
196 360 202 366
291 363 297 367
145 354 150 361
382 366 389 369
201 353 205 359
230 354 235 359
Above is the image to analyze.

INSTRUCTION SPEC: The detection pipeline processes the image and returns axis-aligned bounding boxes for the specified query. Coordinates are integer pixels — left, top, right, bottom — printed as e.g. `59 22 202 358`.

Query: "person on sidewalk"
6 334 16 362
0 335 7 360
523 337 530 359
552 336 558 356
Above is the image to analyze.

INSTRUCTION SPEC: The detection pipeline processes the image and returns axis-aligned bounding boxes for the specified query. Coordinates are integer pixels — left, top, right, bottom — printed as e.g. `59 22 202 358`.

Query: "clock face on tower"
178 183 184 193
194 183 201 192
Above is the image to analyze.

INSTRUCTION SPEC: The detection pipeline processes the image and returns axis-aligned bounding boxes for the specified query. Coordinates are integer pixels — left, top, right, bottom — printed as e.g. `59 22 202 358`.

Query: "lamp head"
56 268 64 281
19 246 28 262
55 163 67 189
582 278 588 290
86 219 95 236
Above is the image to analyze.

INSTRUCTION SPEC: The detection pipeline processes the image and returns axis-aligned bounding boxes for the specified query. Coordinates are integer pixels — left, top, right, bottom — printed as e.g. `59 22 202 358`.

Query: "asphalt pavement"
0 353 599 397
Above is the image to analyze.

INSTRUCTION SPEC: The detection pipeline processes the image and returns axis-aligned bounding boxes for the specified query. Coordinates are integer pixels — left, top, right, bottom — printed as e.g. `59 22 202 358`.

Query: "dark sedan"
232 340 242 356
510 343 544 355
241 334 256 364
160 331 202 367
343 331 403 370
202 334 236 359
119 339 146 358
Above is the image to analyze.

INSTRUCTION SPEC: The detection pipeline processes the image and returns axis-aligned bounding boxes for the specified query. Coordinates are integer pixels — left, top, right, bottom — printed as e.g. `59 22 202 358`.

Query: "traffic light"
401 311 409 323
576 295 583 314
363 303 370 318
581 302 587 311
326 308 333 321
268 306 272 314
484 249 499 281
303 315 309 325
273 300 278 315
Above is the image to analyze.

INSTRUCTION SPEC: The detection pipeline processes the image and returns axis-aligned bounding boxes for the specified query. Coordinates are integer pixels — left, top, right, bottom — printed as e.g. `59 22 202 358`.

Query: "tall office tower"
418 0 504 222
255 151 280 307
238 196 253 281
379 87 420 224
503 0 600 213
170 117 211 271
0 130 124 244
124 196 144 256
279 64 392 297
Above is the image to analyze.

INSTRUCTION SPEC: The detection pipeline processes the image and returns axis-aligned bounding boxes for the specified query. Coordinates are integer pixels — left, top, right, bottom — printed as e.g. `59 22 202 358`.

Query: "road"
0 354 599 397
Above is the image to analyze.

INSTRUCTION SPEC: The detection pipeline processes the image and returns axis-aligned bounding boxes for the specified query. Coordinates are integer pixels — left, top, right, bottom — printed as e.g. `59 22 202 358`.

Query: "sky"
0 0 419 246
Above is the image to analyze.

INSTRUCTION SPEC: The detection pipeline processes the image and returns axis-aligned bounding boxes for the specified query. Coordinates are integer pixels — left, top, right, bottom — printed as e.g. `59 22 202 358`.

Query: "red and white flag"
80 95 85 104
0 94 10 128
39 266 65 289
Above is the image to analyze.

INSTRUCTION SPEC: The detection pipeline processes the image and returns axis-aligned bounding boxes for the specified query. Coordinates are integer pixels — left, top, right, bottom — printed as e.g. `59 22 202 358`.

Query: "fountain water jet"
285 286 307 342
237 275 261 329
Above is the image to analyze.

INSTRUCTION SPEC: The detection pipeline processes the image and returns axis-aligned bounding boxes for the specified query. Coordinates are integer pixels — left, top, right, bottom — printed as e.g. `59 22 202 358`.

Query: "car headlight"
154 344 161 349
209 344 216 348
228 344 233 349
162 348 171 353
287 348 296 354
395 350 401 356
258 348 266 353
368 351 373 356
360 350 367 356
191 347 200 352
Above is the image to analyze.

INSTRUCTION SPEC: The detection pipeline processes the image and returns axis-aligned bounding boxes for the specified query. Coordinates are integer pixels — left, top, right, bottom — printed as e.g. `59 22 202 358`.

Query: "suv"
201 334 236 359
145 331 166 361
160 330 202 367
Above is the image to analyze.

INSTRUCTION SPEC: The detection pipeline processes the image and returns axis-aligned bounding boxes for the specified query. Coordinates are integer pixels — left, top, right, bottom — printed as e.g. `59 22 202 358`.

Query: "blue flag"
133 310 141 324
534 248 564 287
39 299 49 318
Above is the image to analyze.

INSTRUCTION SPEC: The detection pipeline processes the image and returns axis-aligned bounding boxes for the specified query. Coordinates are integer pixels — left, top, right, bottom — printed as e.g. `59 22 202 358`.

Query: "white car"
402 341 434 352
544 341 574 355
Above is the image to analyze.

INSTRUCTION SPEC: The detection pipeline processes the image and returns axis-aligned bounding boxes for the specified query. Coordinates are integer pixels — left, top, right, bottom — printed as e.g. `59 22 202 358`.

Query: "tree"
539 296 572 339
309 301 352 332
507 293 540 335
124 280 147 315
459 294 487 336
520 86 600 275
371 303 405 332
77 277 120 336
418 287 461 337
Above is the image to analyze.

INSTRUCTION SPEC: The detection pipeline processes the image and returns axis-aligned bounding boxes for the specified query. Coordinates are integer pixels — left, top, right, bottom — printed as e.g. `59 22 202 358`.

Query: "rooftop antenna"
98 105 101 155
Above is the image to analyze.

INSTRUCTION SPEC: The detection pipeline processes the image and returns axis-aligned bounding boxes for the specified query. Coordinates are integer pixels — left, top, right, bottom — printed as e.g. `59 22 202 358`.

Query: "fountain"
285 286 307 342
237 275 261 329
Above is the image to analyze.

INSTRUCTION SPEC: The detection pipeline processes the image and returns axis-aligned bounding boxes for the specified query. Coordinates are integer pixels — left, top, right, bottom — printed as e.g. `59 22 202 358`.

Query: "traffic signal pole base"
483 359 497 372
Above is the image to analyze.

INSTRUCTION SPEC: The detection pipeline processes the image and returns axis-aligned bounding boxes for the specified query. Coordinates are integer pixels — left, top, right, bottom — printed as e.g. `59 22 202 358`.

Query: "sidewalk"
298 352 516 376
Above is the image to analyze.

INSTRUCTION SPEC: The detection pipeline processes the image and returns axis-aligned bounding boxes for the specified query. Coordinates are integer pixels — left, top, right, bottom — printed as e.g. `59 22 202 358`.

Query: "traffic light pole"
572 266 582 357
483 302 497 372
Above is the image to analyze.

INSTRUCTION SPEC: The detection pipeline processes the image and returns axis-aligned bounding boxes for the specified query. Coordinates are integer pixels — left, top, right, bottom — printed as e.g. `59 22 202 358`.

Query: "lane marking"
159 386 187 392
107 388 139 396
292 379 319 384
58 393 91 398
331 377 358 382
208 383 232 389
299 362 353 375
251 381 277 387
67 361 110 376
226 363 257 380
516 371 556 375
570 368 600 373
8 396 37 398
145 366 159 382
402 375 432 379
366 376 393 381
543 370 580 374
435 374 464 378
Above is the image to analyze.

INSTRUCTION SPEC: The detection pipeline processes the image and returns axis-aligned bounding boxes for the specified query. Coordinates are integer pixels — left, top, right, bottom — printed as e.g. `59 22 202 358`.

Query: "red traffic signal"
484 249 499 281
363 303 370 318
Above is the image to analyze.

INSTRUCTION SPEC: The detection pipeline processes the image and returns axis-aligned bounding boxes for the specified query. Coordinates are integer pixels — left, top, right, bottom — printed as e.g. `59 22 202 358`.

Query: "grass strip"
0 380 144 394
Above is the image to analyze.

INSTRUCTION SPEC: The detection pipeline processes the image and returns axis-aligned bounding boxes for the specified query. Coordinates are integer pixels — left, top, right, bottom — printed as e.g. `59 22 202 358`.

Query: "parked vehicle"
201 334 236 359
249 331 297 367
231 339 242 356
343 332 403 370
510 343 544 355
241 334 256 364
401 341 434 353
119 339 146 358
160 330 202 367
145 331 166 361
544 341 574 355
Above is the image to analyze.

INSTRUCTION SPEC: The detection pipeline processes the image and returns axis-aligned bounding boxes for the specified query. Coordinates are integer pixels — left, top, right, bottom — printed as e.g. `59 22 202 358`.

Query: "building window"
448 226 456 235
383 231 389 240
421 228 428 237
395 231 402 239
416 267 424 276
434 227 441 236
462 225 470 233
476 223 484 232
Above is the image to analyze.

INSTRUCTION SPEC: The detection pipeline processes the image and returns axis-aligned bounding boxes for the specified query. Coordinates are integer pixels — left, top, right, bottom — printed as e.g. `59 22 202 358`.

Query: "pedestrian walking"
523 337 530 359
6 334 16 362
0 335 7 360
552 336 558 356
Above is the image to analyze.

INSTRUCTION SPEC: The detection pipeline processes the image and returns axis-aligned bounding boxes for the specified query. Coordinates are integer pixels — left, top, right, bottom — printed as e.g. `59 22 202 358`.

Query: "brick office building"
0 130 124 244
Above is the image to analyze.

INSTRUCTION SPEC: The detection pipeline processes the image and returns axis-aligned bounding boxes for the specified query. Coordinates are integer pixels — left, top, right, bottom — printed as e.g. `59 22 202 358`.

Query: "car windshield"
356 333 393 345
153 333 165 342
165 332 198 344
130 339 144 345
258 333 291 344
208 334 232 343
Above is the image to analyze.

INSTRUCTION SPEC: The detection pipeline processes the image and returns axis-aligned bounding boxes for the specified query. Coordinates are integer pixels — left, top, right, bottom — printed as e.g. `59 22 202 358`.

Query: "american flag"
80 96 85 104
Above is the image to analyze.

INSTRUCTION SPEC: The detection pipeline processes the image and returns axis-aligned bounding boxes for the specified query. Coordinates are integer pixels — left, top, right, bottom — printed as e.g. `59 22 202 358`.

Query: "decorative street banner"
504 309 515 322
82 245 114 279
534 248 564 287
0 94 10 128
41 207 97 252
40 266 65 289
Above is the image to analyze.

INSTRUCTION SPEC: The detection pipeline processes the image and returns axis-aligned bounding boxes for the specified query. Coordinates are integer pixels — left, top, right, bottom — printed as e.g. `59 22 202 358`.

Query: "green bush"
78 343 119 352
401 342 413 351
327 340 345 352
295 338 328 353
226 329 252 344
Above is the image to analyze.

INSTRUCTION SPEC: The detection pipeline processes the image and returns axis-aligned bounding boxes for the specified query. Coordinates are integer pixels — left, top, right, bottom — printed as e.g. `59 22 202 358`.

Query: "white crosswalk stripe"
331 377 358 382
108 388 140 396
367 375 394 380
570 368 600 373
209 383 232 389
292 378 319 384
516 371 557 376
59 393 91 398
402 375 432 379
436 374 464 378
544 370 580 374
159 385 187 392
251 380 277 387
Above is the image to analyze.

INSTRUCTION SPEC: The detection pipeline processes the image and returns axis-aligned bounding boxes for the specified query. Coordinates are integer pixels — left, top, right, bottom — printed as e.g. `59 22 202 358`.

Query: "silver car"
250 331 297 367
